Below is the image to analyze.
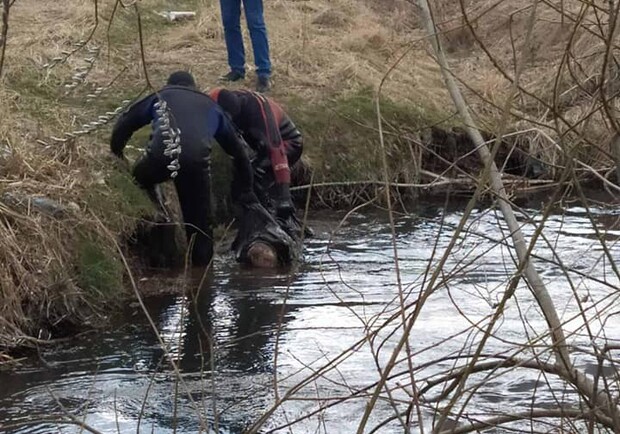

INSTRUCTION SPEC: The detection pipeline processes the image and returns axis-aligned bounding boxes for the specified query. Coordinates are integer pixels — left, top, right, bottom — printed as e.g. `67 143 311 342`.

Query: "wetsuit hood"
166 71 197 88
209 88 241 119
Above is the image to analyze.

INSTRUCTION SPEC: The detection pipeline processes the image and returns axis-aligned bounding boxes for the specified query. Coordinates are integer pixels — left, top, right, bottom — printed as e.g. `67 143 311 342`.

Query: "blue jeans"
219 0 271 77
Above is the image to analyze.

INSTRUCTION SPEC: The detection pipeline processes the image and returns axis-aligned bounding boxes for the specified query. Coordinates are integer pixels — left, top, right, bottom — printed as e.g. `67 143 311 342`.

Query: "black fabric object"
232 202 299 266
217 89 241 118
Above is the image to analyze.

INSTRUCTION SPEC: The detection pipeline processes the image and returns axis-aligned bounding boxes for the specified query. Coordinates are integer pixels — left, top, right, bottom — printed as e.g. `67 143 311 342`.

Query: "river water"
2 198 620 433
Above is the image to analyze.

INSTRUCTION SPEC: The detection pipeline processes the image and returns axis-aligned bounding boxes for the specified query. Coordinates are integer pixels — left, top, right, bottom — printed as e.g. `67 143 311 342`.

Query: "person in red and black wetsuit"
208 88 303 220
110 72 257 266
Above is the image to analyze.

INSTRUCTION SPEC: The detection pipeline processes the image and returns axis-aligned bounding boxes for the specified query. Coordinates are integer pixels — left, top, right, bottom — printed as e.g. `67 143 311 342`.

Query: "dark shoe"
256 75 271 92
219 70 245 82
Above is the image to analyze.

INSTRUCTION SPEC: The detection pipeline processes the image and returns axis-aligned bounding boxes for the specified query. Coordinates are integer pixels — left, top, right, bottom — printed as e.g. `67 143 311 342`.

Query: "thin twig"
0 418 105 434
134 2 153 90
0 0 10 78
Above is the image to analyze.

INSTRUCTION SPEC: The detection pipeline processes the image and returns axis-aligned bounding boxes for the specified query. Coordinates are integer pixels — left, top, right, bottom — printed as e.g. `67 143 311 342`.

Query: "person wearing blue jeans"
219 0 272 92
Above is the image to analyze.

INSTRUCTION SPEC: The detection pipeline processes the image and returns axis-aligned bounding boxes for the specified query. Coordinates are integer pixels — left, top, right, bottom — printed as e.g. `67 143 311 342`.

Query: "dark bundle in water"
232 202 302 268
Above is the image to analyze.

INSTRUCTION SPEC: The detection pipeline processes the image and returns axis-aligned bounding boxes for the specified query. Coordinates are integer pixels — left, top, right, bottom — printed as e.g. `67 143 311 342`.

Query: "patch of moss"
85 165 154 232
287 88 450 185
75 235 123 298
109 168 154 214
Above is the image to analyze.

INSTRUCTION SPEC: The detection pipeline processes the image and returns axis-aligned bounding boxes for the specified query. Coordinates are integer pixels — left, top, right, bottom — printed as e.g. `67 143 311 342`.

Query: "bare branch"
0 0 9 78
0 418 104 434
447 409 615 434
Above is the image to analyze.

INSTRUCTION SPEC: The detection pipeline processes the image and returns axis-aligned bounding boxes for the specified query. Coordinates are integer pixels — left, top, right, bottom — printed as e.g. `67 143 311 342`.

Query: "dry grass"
429 0 620 168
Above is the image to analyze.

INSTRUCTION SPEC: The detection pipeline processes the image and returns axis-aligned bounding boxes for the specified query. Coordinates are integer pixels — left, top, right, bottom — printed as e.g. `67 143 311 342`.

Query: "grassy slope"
0 0 614 355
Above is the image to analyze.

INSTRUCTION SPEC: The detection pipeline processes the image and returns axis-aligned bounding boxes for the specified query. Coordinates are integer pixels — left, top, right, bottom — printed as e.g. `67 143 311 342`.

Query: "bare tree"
411 0 620 431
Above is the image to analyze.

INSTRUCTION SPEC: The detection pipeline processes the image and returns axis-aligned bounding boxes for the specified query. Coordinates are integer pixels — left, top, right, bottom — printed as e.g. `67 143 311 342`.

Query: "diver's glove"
273 183 295 219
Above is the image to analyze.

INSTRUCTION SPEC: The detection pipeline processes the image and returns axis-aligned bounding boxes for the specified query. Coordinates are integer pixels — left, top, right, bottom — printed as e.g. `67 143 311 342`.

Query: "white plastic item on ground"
155 11 196 22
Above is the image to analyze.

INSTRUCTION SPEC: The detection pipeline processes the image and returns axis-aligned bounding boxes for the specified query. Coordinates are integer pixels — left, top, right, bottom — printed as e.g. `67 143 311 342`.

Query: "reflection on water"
2 201 620 433
0 271 297 434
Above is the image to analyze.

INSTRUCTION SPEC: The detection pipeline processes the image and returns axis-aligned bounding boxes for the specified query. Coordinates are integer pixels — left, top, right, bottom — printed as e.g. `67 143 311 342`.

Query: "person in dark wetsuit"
208 88 308 267
208 88 303 219
109 71 257 266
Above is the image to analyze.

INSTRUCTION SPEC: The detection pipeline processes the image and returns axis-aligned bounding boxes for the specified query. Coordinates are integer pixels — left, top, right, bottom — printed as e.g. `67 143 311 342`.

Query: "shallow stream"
2 198 620 433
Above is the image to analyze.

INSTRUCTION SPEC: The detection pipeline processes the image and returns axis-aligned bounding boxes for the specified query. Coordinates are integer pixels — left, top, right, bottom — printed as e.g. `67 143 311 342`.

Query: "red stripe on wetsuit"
253 93 290 185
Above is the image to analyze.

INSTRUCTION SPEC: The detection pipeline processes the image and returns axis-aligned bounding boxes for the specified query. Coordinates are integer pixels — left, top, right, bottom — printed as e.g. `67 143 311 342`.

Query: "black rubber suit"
109 71 255 266
208 88 303 218
208 88 308 266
